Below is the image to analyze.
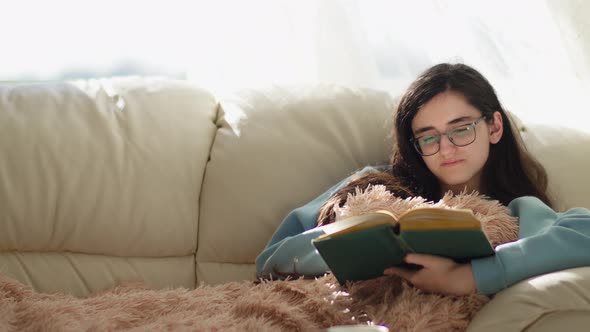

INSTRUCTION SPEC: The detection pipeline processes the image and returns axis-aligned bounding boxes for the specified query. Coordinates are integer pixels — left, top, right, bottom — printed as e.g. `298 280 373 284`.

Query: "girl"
255 63 590 296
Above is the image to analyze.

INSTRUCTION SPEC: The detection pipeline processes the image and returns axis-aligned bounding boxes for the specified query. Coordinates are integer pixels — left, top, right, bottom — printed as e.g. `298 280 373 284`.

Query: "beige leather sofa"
1 77 589 331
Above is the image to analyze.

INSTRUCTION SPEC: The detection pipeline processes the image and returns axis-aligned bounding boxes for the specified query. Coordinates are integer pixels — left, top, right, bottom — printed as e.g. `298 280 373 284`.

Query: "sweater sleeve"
471 196 590 295
255 166 383 279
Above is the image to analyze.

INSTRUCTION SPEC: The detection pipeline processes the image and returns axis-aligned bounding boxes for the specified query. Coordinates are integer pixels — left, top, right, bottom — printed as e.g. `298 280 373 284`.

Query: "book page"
316 212 395 239
398 207 481 231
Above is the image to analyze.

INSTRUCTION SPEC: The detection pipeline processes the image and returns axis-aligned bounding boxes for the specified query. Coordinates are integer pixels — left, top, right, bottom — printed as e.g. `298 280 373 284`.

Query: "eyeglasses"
411 117 486 156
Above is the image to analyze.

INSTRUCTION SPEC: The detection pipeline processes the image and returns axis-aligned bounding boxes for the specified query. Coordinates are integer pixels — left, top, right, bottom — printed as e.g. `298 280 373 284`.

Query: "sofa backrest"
1 78 589 296
520 124 590 211
0 78 218 296
197 86 395 284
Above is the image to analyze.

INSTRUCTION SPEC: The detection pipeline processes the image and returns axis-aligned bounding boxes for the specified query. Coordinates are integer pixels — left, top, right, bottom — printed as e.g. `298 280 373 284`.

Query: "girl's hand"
383 253 476 295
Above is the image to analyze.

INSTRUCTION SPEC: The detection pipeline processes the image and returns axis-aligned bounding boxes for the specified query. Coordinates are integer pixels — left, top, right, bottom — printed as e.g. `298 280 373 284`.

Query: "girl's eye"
452 126 472 136
421 136 438 145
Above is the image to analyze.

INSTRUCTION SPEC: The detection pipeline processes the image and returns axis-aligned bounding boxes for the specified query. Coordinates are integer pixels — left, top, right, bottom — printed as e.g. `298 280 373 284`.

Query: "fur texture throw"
0 187 518 331
330 186 519 331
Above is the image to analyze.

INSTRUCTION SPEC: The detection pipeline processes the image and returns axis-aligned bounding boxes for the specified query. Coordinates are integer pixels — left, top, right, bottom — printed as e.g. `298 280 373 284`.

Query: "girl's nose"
439 135 456 157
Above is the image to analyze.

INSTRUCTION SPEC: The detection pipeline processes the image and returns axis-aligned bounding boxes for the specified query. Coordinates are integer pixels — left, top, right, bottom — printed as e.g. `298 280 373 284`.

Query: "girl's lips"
441 159 463 166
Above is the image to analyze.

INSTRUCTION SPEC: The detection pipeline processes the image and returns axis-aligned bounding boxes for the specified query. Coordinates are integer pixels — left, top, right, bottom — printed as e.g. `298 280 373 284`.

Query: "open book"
311 207 494 285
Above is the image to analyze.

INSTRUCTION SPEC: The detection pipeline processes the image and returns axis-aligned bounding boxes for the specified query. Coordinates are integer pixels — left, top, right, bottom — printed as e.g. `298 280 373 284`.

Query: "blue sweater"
255 167 590 295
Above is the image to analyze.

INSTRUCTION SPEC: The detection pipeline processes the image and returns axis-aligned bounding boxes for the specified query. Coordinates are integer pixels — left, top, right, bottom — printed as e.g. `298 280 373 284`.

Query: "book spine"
392 225 415 254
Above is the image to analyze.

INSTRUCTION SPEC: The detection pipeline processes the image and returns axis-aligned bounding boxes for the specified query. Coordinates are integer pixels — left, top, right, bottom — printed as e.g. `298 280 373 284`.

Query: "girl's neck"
440 175 482 196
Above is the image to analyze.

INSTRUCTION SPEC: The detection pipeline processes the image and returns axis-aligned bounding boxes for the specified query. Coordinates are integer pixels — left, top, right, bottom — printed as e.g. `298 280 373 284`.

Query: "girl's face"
410 91 503 194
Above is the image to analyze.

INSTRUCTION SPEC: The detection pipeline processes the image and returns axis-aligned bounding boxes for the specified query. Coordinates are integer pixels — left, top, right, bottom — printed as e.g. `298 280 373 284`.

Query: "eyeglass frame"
411 116 487 156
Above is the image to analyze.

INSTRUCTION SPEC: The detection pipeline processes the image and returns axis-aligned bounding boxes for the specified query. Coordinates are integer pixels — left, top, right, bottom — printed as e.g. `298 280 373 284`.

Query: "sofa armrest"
467 266 590 332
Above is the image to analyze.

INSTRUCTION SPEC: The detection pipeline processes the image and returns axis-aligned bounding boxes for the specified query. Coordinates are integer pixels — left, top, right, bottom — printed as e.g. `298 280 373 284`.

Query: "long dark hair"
318 63 553 225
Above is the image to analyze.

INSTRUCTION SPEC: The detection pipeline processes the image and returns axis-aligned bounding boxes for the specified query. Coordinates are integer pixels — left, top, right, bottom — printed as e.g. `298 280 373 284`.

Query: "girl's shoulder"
507 196 552 217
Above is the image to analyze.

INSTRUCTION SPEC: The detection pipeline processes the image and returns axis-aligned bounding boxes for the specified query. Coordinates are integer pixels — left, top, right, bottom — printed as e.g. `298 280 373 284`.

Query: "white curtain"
185 0 590 129
3 0 589 128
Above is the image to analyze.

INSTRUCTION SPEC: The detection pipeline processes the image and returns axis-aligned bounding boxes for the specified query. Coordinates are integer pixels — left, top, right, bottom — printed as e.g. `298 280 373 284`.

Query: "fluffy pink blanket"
0 189 518 331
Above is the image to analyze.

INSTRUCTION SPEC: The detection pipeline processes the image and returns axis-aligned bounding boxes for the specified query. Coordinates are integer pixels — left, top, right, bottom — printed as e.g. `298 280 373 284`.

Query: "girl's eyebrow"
414 116 474 135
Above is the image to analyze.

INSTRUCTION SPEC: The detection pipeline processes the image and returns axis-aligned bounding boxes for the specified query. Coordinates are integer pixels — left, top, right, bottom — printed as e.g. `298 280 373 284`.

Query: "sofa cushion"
520 124 590 210
0 78 217 294
197 85 396 283
0 252 195 297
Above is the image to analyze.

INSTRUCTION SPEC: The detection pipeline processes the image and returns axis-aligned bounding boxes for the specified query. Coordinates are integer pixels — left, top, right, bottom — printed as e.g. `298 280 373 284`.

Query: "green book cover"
311 209 494 286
